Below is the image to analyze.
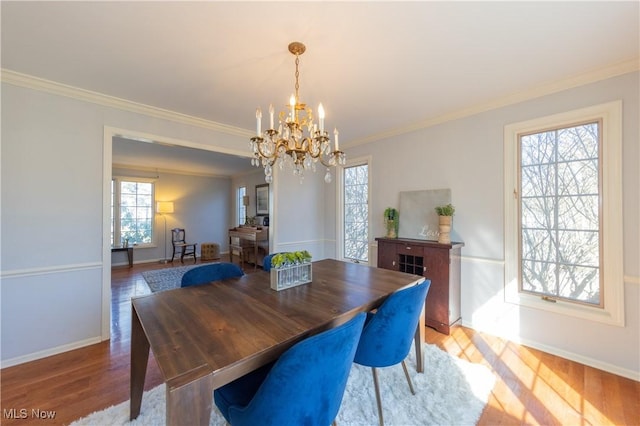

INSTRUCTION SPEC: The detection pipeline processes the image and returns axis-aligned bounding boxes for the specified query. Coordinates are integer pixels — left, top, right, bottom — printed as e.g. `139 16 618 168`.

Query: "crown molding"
3 58 638 149
1 69 254 138
348 57 640 148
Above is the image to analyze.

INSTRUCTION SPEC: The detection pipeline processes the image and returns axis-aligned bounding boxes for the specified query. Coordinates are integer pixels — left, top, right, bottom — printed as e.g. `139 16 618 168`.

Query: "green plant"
435 203 455 216
384 207 399 225
271 250 312 269
383 207 399 237
384 207 398 220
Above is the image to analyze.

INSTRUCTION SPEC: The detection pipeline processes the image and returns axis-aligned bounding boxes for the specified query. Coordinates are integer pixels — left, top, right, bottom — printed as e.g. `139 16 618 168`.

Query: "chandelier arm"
318 153 336 168
254 140 276 161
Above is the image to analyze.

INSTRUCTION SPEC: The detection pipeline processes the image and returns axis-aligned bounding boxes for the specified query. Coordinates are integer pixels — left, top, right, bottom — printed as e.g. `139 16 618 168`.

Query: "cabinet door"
423 247 450 332
377 241 398 271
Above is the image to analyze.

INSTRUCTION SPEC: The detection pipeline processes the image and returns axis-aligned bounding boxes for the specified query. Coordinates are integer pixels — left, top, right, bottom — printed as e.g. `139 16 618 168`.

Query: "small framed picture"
256 184 269 215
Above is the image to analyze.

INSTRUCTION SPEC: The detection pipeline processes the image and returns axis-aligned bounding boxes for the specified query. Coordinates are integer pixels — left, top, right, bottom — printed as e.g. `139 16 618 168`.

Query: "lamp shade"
242 195 250 206
157 201 174 214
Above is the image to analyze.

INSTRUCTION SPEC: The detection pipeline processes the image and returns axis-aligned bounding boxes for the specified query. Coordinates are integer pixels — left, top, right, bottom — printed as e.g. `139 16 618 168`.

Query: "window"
341 160 370 263
111 177 155 247
237 186 247 226
504 101 623 325
520 122 601 305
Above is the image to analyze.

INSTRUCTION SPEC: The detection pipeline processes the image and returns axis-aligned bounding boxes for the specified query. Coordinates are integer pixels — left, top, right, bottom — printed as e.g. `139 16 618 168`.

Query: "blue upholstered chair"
214 312 366 426
180 262 244 287
353 279 431 426
261 252 283 272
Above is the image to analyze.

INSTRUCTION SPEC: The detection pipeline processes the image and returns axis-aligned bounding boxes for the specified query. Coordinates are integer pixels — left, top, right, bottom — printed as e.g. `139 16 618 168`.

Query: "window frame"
337 156 372 264
504 101 624 326
111 176 156 248
237 185 247 226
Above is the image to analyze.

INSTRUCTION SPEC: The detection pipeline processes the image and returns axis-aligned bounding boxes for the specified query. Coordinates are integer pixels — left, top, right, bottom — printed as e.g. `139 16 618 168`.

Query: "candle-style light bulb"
334 128 339 151
289 95 296 121
256 108 262 136
269 104 274 129
318 103 325 132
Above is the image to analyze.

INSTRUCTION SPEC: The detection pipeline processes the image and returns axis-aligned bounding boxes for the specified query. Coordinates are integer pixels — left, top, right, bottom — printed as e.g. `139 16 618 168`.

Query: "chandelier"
250 42 345 183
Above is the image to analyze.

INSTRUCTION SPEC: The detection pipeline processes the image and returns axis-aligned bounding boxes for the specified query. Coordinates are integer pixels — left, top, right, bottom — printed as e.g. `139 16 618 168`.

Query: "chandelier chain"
294 54 300 103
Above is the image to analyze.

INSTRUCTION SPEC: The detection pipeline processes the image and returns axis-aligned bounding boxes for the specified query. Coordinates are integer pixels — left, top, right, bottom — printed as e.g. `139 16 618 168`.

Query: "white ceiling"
2 1 638 176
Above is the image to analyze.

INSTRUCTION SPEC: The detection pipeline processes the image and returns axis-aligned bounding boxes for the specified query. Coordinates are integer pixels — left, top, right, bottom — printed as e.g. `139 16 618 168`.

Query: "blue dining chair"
214 312 366 426
353 279 431 426
261 252 284 272
180 262 244 287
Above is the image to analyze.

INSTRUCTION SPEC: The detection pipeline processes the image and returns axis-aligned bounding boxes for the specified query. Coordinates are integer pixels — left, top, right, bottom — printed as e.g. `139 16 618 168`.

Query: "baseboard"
1 336 102 369
460 320 639 381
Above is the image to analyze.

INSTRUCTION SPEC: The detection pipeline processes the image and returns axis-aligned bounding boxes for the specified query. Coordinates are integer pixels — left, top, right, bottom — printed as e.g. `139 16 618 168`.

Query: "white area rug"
141 265 201 292
70 343 495 426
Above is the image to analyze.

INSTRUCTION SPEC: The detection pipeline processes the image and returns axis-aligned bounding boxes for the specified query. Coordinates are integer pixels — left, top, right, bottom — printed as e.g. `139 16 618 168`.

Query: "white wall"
271 166 328 259
342 72 640 379
231 163 330 261
1 80 249 365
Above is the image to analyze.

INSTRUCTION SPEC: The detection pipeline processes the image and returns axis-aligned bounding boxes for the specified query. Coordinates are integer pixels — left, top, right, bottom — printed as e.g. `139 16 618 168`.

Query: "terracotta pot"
438 215 452 244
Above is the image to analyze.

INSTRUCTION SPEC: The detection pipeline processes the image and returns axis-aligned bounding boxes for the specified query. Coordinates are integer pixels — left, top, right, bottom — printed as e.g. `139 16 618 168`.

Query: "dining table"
130 258 426 425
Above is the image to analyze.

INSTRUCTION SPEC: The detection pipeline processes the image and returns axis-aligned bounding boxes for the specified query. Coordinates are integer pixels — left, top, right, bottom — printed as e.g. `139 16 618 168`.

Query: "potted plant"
270 250 313 291
434 203 455 244
384 207 399 238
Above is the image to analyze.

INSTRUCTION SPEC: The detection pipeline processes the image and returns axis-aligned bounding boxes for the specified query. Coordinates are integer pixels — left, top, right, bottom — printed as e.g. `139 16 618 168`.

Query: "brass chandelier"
250 42 345 183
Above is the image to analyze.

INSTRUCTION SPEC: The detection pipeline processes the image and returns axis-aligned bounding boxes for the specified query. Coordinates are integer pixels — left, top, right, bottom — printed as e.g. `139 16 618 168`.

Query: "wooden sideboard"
376 237 464 335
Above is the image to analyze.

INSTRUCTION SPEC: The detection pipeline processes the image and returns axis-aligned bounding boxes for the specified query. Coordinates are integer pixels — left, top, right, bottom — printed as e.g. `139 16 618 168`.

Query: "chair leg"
371 367 384 426
401 360 416 395
170 247 176 262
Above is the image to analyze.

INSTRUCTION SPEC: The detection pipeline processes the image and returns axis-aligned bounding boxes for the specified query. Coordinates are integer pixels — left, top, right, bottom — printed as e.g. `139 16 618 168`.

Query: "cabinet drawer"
396 244 424 256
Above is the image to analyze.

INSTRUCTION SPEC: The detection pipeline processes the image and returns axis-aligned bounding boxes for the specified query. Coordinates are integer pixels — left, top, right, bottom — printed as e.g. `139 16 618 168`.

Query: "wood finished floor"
1 259 638 425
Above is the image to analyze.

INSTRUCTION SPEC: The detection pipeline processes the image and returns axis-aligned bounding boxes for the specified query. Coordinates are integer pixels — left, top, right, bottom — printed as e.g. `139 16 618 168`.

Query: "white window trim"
504 101 624 326
237 185 247 226
336 155 372 264
112 175 157 248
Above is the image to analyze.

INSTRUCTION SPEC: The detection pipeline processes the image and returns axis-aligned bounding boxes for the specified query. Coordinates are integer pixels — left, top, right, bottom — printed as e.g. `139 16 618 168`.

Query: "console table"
228 226 268 269
376 237 464 334
112 246 133 268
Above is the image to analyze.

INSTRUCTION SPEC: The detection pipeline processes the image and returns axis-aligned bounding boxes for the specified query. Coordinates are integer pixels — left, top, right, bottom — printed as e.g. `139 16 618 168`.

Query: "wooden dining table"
130 259 426 425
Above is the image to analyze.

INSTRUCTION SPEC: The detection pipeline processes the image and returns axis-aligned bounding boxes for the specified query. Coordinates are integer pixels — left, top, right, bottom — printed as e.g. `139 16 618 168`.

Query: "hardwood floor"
1 260 638 425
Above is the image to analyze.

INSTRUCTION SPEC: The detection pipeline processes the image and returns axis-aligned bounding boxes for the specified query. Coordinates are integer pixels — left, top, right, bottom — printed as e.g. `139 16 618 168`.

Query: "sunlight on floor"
442 326 618 425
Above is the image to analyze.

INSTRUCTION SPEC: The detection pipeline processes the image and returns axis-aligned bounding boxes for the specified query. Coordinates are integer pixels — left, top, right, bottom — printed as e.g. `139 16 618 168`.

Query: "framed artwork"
256 184 269 215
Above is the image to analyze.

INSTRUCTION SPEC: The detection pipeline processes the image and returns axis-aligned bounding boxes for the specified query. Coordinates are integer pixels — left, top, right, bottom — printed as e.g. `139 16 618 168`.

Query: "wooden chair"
170 228 197 263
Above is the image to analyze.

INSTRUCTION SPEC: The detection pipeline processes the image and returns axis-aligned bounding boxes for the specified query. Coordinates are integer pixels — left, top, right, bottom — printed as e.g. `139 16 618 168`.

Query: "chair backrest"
354 279 431 368
261 252 285 272
180 263 244 287
227 312 366 426
171 228 186 245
